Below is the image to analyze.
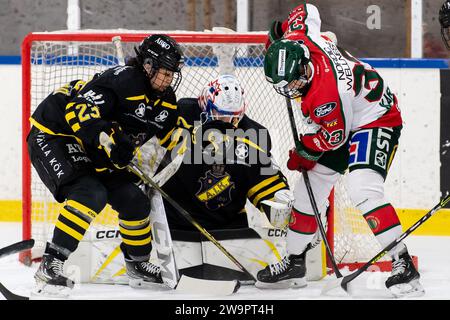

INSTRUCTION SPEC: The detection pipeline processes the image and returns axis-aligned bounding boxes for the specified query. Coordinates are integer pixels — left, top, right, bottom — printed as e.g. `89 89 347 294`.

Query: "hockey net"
21 30 389 271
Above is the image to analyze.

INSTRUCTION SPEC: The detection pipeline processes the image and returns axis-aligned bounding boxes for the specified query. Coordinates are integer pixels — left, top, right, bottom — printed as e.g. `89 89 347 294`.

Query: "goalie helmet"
198 75 247 127
264 39 314 99
439 1 450 49
134 34 184 91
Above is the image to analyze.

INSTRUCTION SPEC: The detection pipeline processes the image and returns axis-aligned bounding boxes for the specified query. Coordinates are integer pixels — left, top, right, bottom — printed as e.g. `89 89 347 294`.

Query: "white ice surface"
1 221 449 300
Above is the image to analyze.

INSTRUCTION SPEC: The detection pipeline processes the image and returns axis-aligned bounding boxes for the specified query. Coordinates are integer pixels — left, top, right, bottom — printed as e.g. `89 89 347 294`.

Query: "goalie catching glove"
261 189 294 229
100 123 137 169
287 135 323 172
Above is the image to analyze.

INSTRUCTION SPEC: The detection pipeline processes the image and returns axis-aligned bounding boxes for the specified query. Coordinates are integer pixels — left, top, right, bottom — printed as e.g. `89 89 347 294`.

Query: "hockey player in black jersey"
162 74 291 230
27 34 183 296
153 75 294 282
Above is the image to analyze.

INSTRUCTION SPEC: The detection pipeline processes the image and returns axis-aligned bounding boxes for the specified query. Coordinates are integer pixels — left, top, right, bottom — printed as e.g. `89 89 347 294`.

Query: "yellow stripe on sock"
55 220 84 241
60 207 90 230
67 200 97 220
121 236 152 246
119 217 149 227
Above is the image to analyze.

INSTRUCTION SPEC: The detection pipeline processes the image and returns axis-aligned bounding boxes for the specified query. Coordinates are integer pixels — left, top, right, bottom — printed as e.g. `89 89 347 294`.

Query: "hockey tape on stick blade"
176 275 240 296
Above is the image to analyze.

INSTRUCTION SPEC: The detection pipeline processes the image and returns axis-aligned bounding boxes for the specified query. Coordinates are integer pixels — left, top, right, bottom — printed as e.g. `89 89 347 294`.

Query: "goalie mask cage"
21 30 397 273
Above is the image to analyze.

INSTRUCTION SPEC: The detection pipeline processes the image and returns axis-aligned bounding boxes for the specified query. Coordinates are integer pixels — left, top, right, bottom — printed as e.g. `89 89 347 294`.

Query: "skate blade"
129 278 169 290
255 278 307 290
30 281 71 299
389 279 425 298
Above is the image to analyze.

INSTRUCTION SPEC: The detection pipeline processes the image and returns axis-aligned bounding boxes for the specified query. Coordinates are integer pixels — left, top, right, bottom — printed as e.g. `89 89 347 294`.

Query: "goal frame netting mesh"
21 30 394 272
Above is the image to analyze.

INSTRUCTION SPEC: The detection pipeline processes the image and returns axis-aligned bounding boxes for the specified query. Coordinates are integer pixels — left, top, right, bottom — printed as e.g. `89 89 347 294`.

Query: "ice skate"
386 250 425 298
32 253 74 298
125 259 163 289
255 252 307 289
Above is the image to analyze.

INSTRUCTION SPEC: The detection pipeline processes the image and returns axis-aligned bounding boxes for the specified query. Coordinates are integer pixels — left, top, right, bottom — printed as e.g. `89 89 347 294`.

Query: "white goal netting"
22 30 385 268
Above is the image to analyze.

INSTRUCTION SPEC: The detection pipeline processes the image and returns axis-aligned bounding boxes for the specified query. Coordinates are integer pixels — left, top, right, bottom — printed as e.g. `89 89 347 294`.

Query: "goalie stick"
284 97 343 279
100 132 244 294
322 193 450 294
0 239 35 300
148 188 239 295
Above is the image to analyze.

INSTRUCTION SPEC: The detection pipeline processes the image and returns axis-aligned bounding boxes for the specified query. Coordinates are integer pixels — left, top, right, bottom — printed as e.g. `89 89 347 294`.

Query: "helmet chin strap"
300 62 314 85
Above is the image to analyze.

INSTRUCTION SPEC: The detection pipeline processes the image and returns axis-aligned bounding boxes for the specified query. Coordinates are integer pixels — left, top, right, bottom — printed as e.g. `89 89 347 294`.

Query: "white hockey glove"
261 189 294 229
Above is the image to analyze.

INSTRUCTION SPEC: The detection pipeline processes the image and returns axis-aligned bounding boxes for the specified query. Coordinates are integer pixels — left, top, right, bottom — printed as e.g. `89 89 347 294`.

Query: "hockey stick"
148 189 239 295
126 161 254 283
323 193 450 294
0 239 35 259
110 37 241 295
112 35 126 66
0 239 35 300
284 97 343 279
99 133 246 293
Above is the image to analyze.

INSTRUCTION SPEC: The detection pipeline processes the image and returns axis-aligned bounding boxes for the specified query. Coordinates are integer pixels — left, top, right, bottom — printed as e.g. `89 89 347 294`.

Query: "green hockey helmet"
264 39 314 98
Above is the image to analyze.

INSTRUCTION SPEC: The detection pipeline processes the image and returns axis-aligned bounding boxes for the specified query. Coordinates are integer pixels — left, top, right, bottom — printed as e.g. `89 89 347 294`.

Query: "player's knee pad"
292 163 338 214
110 183 151 221
347 169 386 212
63 175 108 213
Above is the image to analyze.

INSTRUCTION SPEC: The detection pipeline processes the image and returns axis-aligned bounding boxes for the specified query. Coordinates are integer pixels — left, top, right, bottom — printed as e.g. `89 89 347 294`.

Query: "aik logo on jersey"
195 167 235 210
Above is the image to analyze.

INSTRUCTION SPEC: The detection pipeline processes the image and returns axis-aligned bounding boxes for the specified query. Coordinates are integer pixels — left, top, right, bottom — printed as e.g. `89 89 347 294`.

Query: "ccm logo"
96 230 120 239
268 229 287 237
314 102 337 117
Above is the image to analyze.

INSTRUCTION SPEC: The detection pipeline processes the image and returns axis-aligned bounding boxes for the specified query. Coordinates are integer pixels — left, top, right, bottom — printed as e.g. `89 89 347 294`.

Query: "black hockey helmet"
439 1 450 49
134 34 184 91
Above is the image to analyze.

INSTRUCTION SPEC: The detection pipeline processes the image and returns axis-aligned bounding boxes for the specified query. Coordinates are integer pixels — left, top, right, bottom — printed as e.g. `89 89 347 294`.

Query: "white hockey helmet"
198 74 247 127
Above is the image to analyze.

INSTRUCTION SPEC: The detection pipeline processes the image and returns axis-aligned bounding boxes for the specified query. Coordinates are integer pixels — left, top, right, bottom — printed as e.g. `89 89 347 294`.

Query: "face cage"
204 100 244 127
274 84 304 99
171 71 182 92
442 26 450 49
145 60 183 93
273 61 313 99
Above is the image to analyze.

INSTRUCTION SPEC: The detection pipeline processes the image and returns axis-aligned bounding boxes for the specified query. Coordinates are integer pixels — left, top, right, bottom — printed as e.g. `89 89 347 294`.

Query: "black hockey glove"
100 123 136 169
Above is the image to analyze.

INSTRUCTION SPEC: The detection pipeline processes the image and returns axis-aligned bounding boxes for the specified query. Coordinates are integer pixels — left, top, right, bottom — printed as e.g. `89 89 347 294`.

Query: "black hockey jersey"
30 66 178 170
161 98 289 230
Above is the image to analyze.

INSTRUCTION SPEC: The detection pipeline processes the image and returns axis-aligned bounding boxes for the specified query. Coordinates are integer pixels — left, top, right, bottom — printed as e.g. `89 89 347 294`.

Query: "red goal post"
21 30 401 273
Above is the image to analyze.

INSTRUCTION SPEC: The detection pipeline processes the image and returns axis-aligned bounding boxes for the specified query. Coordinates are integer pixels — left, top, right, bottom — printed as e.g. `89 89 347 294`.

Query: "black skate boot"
385 250 425 297
33 253 74 297
255 252 307 289
125 259 163 289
